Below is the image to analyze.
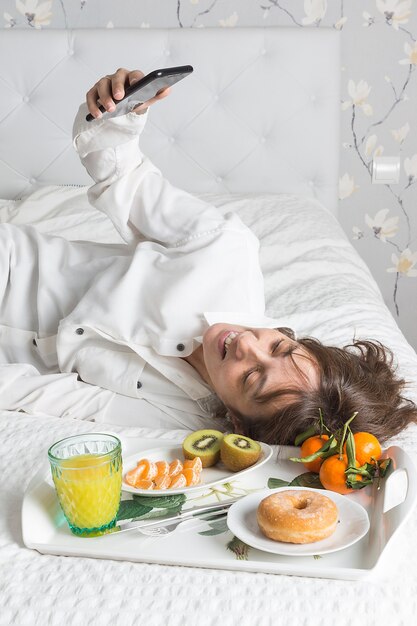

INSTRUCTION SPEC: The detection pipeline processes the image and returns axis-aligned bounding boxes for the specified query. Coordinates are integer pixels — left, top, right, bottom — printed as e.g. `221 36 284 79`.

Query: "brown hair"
230 337 417 445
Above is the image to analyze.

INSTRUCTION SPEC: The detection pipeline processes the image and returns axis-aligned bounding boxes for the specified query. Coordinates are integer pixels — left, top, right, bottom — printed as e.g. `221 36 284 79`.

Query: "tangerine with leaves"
343 432 382 466
300 434 329 472
319 454 363 495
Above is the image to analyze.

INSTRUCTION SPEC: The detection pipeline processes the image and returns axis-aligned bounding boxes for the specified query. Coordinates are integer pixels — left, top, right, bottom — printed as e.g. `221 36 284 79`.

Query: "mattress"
1 187 417 624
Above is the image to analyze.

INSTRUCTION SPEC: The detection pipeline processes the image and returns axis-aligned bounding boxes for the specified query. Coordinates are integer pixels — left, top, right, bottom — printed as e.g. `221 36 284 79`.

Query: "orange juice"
51 452 122 533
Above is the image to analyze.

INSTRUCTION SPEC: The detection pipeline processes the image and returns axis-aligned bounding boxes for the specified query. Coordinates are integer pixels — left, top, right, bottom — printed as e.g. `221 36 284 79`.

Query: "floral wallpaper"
2 0 417 349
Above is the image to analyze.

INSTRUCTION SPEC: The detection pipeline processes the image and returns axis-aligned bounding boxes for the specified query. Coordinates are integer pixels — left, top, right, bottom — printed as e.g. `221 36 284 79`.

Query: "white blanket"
1 187 417 623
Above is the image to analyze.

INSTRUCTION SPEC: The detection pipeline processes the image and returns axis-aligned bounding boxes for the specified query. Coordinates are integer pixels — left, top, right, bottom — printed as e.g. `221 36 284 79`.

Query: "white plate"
227 486 370 556
122 442 272 496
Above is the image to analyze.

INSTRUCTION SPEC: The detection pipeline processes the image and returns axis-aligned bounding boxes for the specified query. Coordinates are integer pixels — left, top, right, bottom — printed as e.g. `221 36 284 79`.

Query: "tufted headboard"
0 27 340 213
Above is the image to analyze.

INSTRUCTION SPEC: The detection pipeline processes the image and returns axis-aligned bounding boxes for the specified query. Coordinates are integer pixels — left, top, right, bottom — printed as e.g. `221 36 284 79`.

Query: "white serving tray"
22 437 417 580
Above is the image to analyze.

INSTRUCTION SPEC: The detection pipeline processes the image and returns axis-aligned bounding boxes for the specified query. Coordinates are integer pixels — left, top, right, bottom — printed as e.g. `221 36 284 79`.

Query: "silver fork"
131 508 229 537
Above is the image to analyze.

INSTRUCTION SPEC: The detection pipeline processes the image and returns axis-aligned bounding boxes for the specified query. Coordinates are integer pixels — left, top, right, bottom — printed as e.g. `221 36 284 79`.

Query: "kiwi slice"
220 434 262 472
182 429 224 468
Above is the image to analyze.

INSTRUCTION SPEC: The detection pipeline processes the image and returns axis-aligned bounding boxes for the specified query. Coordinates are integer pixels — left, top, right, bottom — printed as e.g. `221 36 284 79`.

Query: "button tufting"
170 137 175 143
29 178 36 185
22 95 29 103
164 49 171 56
216 176 223 183
260 48 267 56
260 137 266 144
309 180 315 187
213 94 219 102
310 94 317 103
68 49 74 56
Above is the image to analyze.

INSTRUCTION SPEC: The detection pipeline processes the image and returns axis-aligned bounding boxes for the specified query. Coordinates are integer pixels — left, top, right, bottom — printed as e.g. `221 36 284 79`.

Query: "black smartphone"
85 64 193 121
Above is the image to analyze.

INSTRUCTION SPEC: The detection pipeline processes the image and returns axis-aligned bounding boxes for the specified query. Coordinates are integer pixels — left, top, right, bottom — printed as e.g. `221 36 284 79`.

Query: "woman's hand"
86 68 170 119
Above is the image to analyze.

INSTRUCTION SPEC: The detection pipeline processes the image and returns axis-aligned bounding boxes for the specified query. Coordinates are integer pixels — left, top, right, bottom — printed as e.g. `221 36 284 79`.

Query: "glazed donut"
257 490 338 544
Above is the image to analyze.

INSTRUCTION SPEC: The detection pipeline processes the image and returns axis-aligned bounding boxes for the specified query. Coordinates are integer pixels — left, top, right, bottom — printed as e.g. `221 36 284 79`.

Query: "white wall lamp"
372 156 401 184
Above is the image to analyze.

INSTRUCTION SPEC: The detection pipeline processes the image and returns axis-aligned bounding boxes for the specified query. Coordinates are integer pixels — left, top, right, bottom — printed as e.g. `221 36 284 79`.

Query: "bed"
1 27 417 624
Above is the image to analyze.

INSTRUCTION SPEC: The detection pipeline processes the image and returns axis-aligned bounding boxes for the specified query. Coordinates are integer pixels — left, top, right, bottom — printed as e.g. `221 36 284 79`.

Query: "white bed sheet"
1 187 417 624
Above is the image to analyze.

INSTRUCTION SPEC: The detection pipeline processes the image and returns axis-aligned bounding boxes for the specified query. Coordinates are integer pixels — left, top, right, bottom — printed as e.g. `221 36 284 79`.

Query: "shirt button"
75 328 84 335
137 381 142 389
176 343 185 352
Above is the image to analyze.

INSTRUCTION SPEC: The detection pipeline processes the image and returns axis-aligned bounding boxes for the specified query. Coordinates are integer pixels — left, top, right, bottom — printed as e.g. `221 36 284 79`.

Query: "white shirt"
0 102 279 428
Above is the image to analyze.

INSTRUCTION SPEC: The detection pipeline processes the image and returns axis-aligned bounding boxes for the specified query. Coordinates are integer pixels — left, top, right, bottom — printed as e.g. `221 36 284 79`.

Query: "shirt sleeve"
72 103 228 246
0 364 114 420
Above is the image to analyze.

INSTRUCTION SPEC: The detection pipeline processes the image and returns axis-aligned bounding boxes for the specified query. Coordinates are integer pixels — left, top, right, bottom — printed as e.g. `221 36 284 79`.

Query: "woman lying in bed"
0 68 416 444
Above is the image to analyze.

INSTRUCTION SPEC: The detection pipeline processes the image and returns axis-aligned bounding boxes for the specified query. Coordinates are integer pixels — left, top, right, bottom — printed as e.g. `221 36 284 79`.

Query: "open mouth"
220 331 239 359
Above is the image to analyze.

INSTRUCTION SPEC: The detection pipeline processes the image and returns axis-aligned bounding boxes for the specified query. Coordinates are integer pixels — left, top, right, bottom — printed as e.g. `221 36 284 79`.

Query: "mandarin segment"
125 464 146 487
182 467 201 486
155 460 170 476
154 474 171 490
169 459 183 477
169 473 187 489
141 460 158 480
134 479 154 490
183 457 203 473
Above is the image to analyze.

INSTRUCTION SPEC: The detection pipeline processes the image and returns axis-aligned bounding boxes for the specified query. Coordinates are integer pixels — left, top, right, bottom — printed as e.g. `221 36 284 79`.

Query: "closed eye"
243 366 260 385
271 340 282 354
274 340 297 358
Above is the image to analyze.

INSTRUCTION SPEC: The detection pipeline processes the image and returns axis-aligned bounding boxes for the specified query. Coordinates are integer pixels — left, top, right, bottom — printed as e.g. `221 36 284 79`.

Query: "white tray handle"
382 446 417 542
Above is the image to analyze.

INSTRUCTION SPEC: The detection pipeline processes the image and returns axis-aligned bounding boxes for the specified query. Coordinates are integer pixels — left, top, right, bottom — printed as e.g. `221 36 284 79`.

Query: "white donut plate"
227 486 370 556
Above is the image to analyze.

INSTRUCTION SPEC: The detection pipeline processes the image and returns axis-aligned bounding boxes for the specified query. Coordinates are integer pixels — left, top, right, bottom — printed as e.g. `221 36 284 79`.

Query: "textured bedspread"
1 188 417 623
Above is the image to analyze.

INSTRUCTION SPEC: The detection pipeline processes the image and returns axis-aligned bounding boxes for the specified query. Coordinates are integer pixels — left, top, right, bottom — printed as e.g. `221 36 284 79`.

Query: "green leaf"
345 430 356 469
199 518 229 536
116 500 153 521
318 408 332 435
268 477 290 489
378 458 392 477
289 435 337 465
132 493 186 510
321 437 339 459
338 412 358 457
294 424 317 447
135 505 184 522
345 465 372 478
345 474 372 489
290 472 324 489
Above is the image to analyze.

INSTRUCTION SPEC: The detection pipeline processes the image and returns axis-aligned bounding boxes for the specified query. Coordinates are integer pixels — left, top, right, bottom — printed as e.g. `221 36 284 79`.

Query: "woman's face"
202 324 318 421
